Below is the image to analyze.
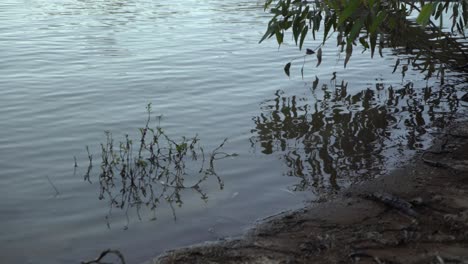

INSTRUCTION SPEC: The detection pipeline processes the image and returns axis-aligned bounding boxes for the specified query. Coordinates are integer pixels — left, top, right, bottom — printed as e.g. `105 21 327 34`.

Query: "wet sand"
146 121 468 264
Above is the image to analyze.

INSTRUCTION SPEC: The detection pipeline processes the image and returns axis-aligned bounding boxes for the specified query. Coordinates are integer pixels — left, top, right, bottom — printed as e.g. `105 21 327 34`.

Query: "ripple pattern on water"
0 0 465 263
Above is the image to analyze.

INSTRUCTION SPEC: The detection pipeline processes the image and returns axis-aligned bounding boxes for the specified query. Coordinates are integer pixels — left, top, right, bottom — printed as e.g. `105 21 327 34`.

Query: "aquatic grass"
83 104 236 228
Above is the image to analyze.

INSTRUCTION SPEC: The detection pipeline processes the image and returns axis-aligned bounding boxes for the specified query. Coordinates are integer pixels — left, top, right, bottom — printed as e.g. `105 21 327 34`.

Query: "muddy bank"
146 121 468 264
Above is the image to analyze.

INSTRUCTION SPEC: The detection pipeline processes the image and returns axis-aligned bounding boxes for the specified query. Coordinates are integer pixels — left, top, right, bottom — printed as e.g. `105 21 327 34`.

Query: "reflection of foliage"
85 104 234 228
251 80 459 192
261 0 468 79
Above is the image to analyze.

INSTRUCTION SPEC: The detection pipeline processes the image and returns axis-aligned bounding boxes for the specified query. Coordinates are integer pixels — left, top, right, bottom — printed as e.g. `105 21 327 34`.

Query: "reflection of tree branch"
46 176 60 197
400 0 467 60
251 80 459 193
384 16 468 77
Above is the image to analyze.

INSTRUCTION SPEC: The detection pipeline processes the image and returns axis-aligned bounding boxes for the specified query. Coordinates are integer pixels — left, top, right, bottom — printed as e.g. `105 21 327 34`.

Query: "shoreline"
144 120 468 264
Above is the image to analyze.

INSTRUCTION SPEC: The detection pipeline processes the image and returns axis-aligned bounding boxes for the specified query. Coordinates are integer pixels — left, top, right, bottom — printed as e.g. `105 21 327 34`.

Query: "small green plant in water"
84 104 236 228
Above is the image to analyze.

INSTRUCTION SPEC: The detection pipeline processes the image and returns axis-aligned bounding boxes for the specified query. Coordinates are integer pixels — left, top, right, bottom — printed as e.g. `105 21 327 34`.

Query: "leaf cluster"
261 0 468 78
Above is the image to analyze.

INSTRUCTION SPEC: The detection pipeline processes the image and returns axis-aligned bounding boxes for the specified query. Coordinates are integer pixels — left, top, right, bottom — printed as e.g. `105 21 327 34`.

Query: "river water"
0 0 465 263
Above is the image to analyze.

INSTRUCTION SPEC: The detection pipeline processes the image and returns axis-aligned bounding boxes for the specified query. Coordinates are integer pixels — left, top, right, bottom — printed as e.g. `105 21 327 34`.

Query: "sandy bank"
145 121 468 264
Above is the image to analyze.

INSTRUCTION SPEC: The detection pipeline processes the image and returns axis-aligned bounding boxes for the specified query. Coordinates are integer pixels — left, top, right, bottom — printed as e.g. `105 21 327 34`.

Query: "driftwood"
366 192 419 218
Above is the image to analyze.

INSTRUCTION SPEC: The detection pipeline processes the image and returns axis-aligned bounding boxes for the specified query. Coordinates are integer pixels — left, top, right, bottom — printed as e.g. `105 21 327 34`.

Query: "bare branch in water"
81 249 126 264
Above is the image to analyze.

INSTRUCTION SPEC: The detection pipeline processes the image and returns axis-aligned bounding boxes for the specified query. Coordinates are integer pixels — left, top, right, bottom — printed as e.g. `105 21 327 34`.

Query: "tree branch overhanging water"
261 0 468 79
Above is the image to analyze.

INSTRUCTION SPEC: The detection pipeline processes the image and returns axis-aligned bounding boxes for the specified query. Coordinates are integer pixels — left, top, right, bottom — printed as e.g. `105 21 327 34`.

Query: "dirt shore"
146 121 468 264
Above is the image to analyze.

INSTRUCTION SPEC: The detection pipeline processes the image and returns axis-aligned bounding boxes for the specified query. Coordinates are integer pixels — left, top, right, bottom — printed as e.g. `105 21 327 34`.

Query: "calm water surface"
0 0 465 263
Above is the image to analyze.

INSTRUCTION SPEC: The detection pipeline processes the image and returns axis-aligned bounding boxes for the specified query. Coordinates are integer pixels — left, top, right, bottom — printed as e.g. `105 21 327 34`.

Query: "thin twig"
81 249 126 264
46 176 60 196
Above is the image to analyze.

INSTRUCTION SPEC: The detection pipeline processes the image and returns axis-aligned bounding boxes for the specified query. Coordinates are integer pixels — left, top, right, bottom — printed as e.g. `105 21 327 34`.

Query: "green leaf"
434 2 444 20
281 0 289 16
359 36 369 49
349 20 363 41
259 22 276 43
337 32 343 46
338 0 361 25
299 25 308 50
370 32 377 58
301 5 310 21
378 35 384 57
416 3 435 27
284 62 291 77
293 17 305 45
370 11 386 34
264 0 273 10
176 143 187 153
275 29 284 45
344 41 353 68
323 15 334 43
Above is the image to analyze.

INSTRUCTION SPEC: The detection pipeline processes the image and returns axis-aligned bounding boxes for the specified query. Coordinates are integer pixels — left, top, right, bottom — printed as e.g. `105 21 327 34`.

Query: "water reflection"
386 18 468 77
251 80 460 193
82 108 233 228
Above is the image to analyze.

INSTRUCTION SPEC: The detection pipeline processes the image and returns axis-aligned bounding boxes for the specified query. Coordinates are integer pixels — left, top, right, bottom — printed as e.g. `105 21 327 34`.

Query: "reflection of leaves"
344 42 353 68
284 62 291 77
312 76 319 90
251 80 459 193
299 25 308 50
392 58 400 74
402 65 408 79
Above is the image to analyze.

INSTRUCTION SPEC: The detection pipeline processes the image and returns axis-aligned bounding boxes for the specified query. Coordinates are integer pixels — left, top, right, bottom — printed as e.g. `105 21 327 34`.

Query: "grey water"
0 0 465 263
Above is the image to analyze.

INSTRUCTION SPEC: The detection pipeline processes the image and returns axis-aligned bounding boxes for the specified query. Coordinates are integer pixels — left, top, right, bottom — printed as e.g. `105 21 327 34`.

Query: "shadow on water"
81 104 235 229
250 79 461 194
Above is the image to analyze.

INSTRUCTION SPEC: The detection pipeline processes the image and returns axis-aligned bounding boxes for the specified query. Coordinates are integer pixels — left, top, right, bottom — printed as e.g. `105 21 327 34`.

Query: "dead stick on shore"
81 249 126 264
421 152 449 169
366 192 419 218
421 152 460 173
